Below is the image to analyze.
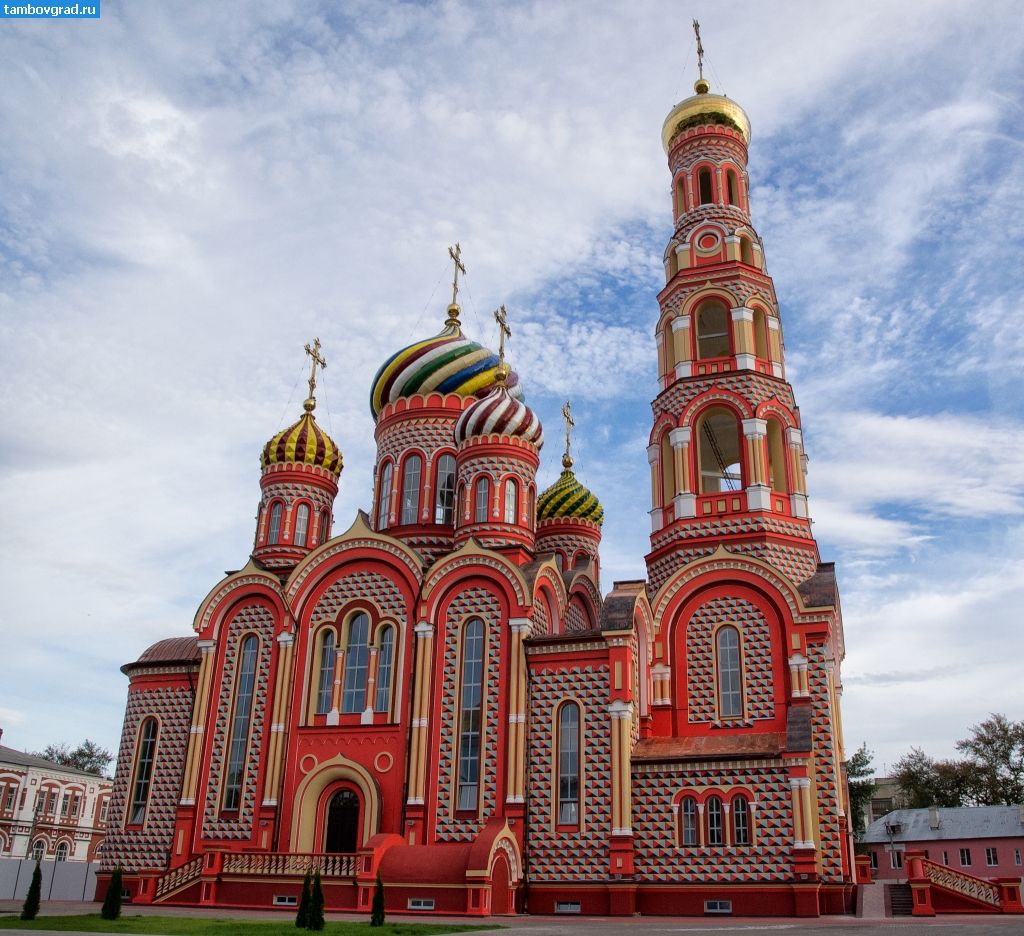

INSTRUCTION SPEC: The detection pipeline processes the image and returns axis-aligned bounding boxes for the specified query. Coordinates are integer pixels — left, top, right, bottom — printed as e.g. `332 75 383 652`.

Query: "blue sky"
1 0 1022 777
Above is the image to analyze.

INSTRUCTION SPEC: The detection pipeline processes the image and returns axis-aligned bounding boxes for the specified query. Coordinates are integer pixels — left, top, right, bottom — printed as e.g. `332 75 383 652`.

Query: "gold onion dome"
661 78 751 152
261 399 342 475
536 462 604 525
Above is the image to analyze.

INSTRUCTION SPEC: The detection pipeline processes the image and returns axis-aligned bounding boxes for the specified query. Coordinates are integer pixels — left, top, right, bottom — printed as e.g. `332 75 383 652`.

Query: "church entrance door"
490 853 510 914
325 789 359 853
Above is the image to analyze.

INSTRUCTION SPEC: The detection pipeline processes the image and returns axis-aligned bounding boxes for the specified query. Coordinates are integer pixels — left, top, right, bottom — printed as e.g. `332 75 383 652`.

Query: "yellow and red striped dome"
261 403 342 475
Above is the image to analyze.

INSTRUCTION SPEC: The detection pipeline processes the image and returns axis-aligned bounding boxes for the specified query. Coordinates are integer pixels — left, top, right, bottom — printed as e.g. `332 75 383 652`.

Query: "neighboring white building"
0 735 112 862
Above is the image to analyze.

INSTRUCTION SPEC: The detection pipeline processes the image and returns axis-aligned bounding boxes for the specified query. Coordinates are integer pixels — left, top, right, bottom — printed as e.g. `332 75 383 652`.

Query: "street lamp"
885 819 902 885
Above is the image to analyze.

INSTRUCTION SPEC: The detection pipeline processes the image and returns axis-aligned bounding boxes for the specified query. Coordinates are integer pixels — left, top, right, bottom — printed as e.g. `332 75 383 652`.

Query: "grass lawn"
0 916 501 935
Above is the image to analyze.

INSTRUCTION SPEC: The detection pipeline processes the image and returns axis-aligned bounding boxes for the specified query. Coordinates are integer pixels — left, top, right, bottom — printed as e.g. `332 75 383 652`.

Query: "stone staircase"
888 883 914 916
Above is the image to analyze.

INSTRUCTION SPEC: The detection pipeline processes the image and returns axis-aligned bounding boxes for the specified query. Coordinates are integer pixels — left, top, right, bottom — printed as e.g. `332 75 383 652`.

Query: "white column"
767 316 783 377
668 426 695 518
742 417 771 511
732 307 755 371
670 315 691 378
787 427 809 518
647 444 663 532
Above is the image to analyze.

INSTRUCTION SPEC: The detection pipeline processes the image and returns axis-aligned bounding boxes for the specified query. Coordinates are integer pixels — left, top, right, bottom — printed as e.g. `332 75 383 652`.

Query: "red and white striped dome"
454 385 544 448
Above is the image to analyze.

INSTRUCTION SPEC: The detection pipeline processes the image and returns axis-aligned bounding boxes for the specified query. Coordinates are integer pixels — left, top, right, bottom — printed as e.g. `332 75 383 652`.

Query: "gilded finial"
445 243 467 327
561 400 575 469
303 337 327 413
493 304 512 383
693 20 710 94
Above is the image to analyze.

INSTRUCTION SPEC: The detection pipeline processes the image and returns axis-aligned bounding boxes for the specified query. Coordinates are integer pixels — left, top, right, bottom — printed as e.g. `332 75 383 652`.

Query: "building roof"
0 745 110 781
864 805 1024 843
797 562 838 608
121 636 202 674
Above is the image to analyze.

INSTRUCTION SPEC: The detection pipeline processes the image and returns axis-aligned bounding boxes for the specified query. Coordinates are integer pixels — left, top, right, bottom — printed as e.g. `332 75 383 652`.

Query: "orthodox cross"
561 400 575 468
304 337 327 402
693 20 704 82
449 242 466 306
493 304 511 369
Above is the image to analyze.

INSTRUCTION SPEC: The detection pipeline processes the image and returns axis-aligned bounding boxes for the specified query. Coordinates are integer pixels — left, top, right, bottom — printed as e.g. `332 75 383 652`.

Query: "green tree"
845 743 877 837
101 866 123 921
956 714 1024 805
307 868 325 931
34 740 114 777
893 747 939 808
370 867 385 927
20 860 41 921
295 867 311 928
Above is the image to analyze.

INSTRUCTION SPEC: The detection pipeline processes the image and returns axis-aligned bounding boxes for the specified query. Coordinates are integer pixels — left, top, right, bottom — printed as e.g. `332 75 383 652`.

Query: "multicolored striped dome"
454 384 544 448
370 323 523 419
261 403 342 475
537 467 604 525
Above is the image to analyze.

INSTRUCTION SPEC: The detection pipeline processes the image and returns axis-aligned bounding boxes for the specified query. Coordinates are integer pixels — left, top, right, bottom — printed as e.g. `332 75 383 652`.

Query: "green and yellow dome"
537 461 604 525
261 400 342 476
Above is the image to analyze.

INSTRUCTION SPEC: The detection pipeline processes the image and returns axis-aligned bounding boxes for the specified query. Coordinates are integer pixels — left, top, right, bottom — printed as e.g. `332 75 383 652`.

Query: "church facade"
99 78 856 917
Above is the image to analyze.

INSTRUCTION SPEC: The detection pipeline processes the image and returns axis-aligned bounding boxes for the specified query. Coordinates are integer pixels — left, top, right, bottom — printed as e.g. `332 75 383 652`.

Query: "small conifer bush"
370 867 385 927
295 867 311 928
20 860 42 921
307 867 325 931
100 866 123 921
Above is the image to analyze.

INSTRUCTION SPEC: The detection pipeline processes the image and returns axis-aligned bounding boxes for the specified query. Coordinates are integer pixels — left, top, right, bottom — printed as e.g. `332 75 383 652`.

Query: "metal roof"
864 805 1024 843
0 745 109 780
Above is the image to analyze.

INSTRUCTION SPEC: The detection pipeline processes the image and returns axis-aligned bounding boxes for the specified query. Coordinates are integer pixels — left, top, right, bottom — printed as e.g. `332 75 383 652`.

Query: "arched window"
663 326 676 374
55 841 69 862
268 502 283 545
224 635 258 810
435 454 457 525
457 619 484 811
325 789 359 853
660 433 675 506
315 630 336 715
698 167 714 205
558 703 580 825
129 718 158 825
717 626 743 718
294 503 310 548
504 478 518 524
318 510 331 545
528 487 536 530
752 308 769 358
341 613 370 714
555 553 564 572
676 177 687 217
681 797 697 846
374 625 394 714
695 302 731 359
401 455 422 525
726 170 738 206
733 794 751 845
767 419 787 493
474 476 490 524
707 795 724 845
740 236 754 266
32 840 44 861
573 551 588 568
697 408 742 493
377 462 393 530
457 481 467 525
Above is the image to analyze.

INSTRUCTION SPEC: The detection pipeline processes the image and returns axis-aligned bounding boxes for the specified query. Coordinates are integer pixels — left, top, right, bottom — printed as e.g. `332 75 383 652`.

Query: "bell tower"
645 58 815 593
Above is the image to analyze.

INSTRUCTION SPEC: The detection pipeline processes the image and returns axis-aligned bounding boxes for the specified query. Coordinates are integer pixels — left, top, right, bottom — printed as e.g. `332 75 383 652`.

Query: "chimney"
929 806 940 830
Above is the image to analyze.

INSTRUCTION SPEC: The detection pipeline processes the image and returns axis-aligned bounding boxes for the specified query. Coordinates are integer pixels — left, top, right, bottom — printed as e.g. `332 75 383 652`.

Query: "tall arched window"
128 718 158 825
457 481 467 525
707 795 724 845
341 613 370 714
740 236 754 266
558 704 580 825
733 794 751 845
457 619 484 811
474 477 490 524
315 630 336 715
717 626 743 718
32 840 44 861
325 789 359 853
504 478 518 524
294 503 310 548
695 302 731 359
318 510 330 545
697 408 742 493
268 502 283 545
224 635 258 810
767 419 787 493
660 433 675 506
55 841 69 861
528 487 535 529
676 177 687 217
681 796 697 846
377 463 393 530
752 308 769 358
401 455 422 525
374 626 394 714
726 169 738 206
435 454 457 524
698 167 714 205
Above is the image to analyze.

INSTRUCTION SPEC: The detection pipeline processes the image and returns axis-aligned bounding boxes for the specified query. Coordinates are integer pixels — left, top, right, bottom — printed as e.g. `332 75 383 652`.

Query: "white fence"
0 858 99 901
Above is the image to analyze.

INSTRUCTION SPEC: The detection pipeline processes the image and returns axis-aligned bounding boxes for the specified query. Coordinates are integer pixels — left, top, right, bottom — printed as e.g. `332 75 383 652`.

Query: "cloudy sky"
1 1 1022 777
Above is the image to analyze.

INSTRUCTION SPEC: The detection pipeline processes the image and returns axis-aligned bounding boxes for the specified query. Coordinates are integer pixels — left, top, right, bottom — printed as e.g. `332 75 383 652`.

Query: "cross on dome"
692 19 710 95
561 400 575 469
493 304 511 380
445 242 466 327
303 337 327 413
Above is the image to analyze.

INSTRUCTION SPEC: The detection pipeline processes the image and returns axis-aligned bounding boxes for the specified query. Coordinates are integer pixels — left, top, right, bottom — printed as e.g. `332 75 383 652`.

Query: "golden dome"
662 83 751 152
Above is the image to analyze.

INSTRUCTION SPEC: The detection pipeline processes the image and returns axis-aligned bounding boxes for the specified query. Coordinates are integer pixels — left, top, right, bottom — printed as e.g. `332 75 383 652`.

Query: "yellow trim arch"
290 753 381 852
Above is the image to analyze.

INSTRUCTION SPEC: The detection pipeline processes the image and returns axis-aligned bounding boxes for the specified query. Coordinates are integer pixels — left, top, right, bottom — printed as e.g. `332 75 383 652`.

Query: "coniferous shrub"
307 867 325 931
295 867 311 928
370 867 385 927
20 860 42 921
100 866 123 921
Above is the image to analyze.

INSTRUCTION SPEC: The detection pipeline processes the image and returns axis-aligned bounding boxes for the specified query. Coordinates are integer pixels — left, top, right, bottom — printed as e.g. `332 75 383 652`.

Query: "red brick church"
100 68 857 917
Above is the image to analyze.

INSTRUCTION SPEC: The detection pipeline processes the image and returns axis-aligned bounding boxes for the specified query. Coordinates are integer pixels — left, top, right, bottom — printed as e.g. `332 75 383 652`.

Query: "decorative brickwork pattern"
434 588 503 842
685 598 774 725
632 761 793 881
527 665 612 881
202 603 275 839
654 372 793 423
530 598 550 638
565 601 589 633
311 570 407 624
535 528 598 561
375 419 458 465
727 540 819 587
103 682 194 872
260 481 334 514
647 546 718 593
809 643 844 883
